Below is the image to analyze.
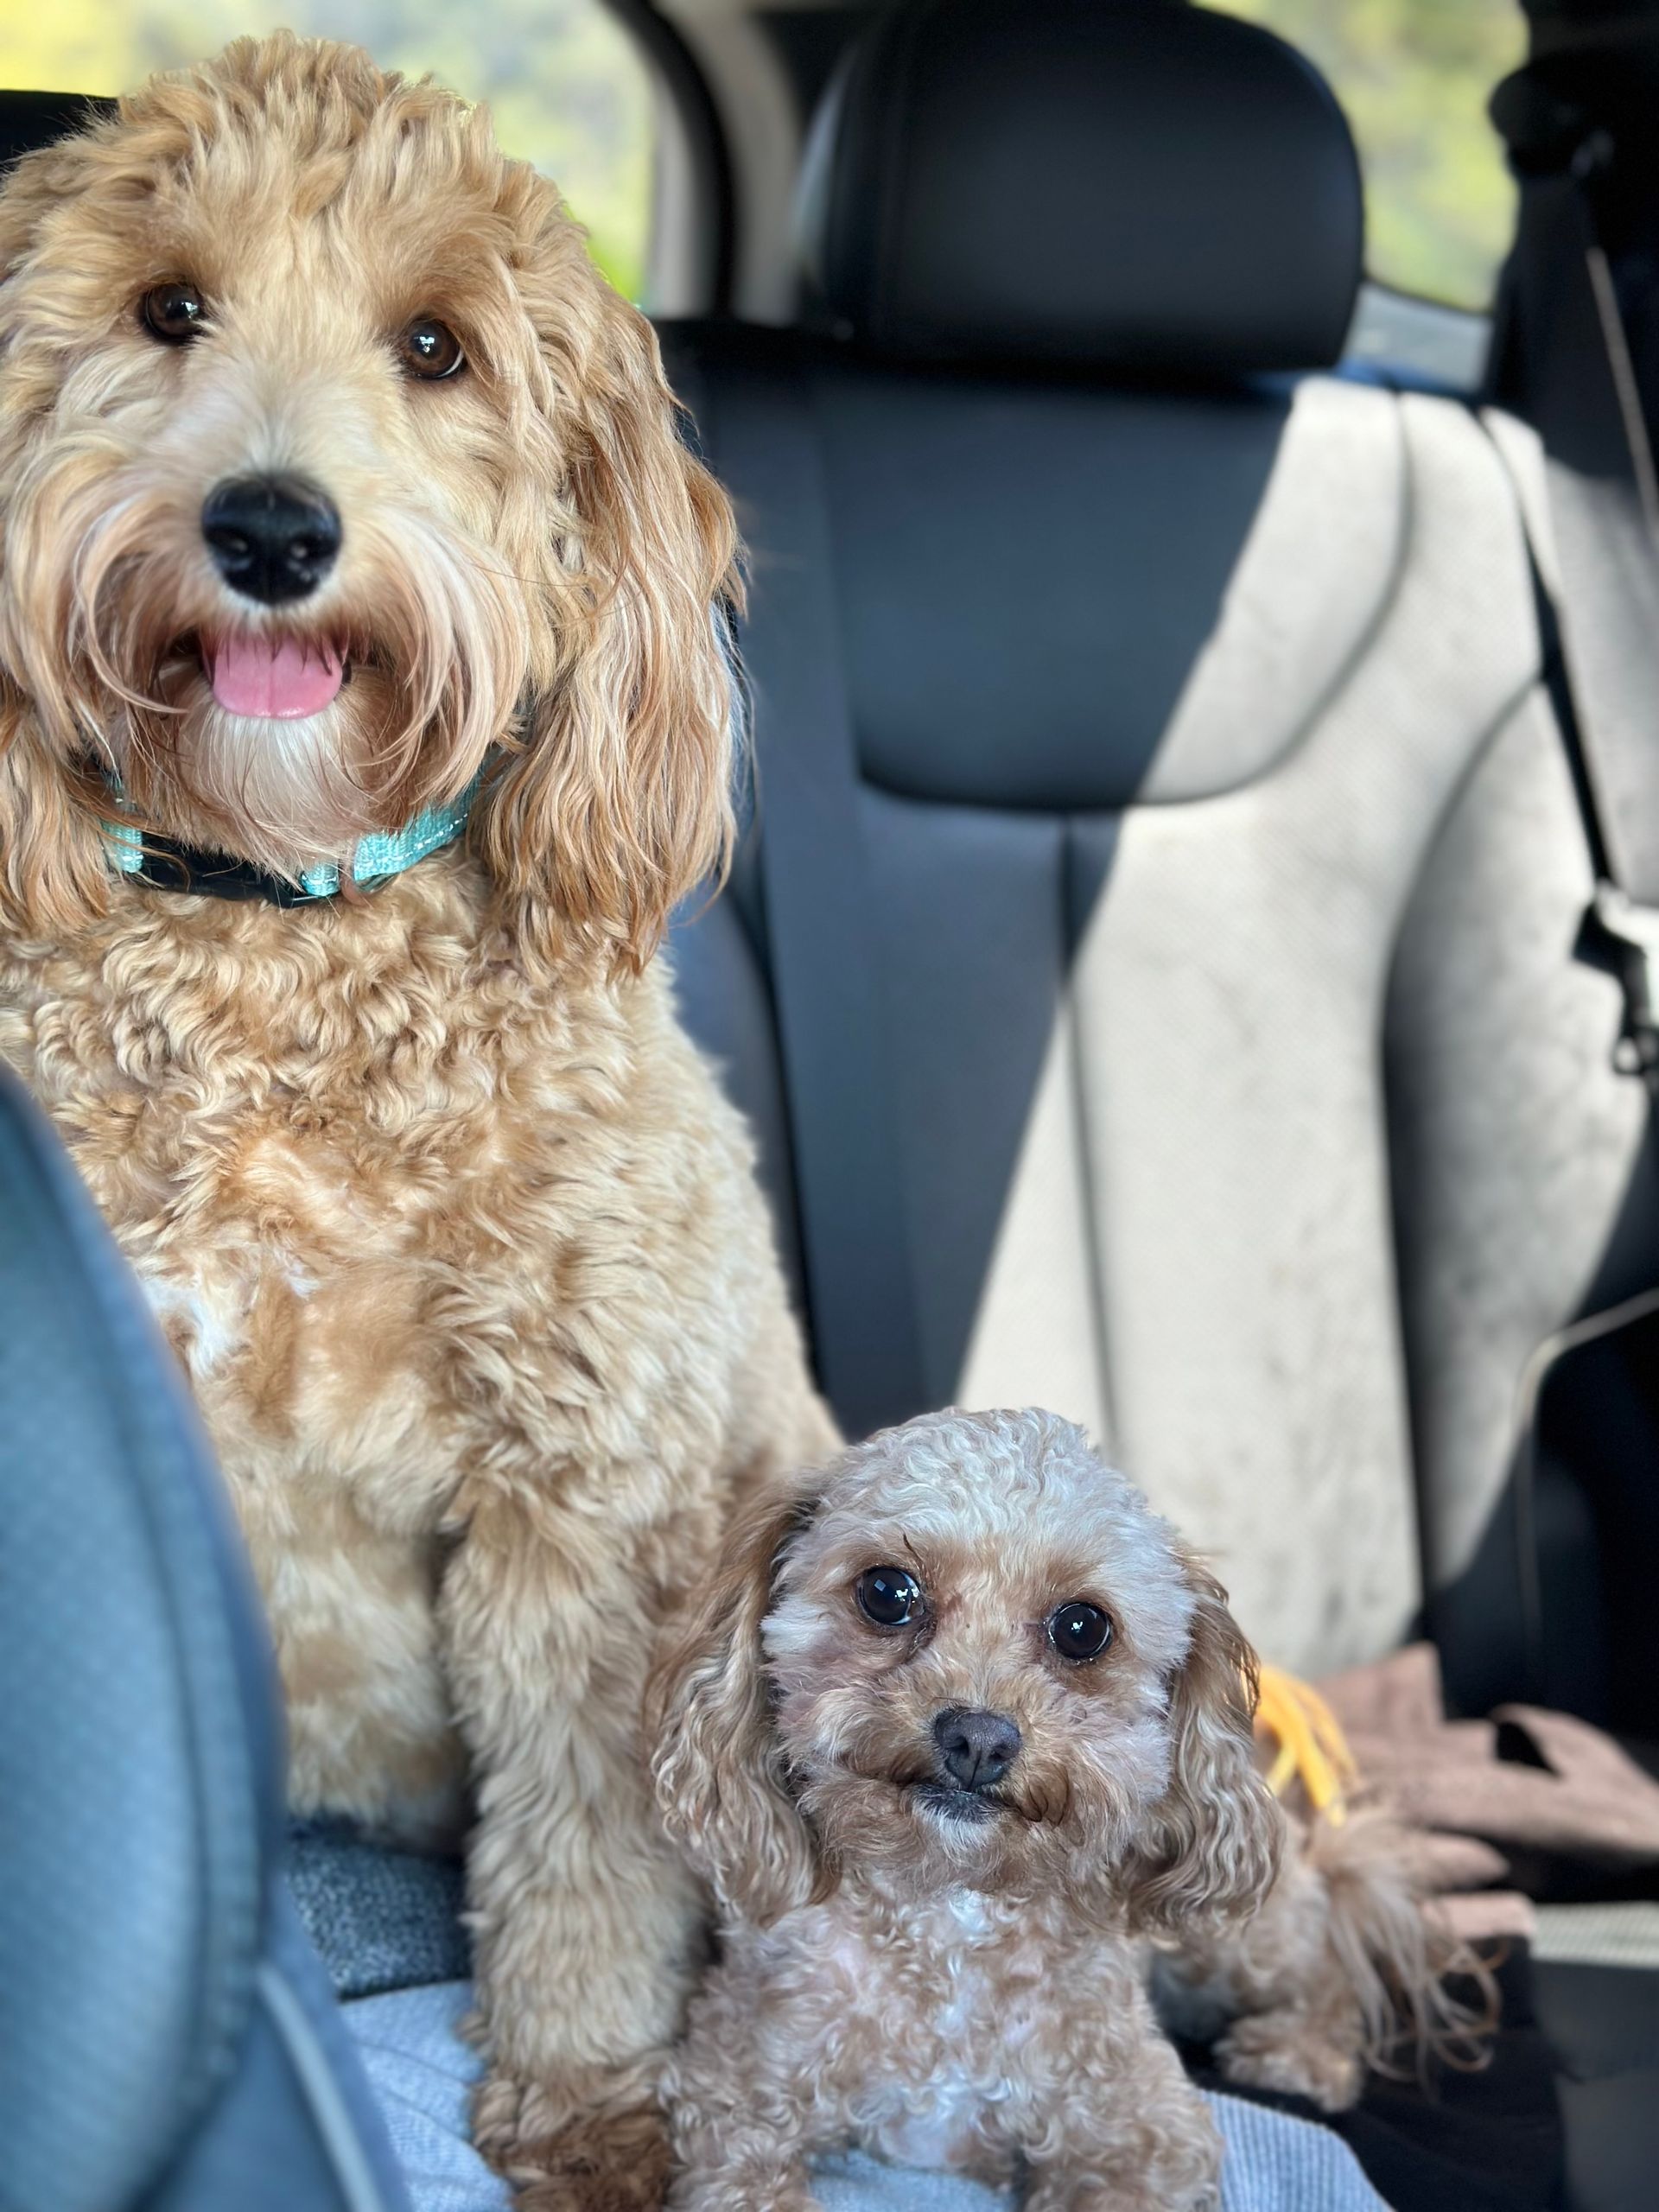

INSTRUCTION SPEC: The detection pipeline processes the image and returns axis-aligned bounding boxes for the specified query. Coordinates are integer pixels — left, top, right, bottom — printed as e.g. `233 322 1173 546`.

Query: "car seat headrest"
796 0 1364 375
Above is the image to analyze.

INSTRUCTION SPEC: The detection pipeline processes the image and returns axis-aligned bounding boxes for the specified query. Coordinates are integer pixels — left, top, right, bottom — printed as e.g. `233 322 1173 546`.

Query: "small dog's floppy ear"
1125 1559 1284 1934
646 1483 825 1928
480 262 740 975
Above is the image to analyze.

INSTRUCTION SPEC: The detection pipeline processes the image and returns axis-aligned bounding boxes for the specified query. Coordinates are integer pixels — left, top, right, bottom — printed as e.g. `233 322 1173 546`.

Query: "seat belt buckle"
1589 883 1659 1079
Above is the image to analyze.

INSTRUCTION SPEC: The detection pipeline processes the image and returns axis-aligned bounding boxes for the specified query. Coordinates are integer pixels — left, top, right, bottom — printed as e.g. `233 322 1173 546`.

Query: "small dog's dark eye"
141 283 207 345
855 1565 923 1629
1048 1600 1113 1662
398 318 466 380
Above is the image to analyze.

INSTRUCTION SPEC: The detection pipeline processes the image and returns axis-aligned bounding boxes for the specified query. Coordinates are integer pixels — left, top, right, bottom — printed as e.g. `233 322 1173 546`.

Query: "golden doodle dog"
650 1409 1484 2209
0 36 832 2208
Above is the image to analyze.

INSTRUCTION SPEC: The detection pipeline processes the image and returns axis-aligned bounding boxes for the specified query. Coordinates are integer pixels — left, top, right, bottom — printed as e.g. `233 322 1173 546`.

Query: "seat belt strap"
1484 148 1659 1099
1505 471 1659 1094
1572 138 1659 560
696 352 929 1439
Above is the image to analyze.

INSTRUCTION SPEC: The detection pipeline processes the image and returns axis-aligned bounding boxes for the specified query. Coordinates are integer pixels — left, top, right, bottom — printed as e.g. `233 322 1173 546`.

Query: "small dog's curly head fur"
0 33 734 967
652 1406 1284 1932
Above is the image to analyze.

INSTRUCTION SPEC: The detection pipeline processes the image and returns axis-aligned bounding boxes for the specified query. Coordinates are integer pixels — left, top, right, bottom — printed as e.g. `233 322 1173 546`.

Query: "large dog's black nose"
201 474 340 605
933 1707 1020 1791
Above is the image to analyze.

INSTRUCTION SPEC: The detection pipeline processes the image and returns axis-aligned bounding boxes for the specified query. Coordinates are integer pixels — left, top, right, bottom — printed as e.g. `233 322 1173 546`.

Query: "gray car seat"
660 3 1659 2204
664 0 1654 1699
0 1064 411 2212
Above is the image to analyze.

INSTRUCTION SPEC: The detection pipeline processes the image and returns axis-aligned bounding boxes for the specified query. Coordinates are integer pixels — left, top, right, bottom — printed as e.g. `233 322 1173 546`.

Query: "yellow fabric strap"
1253 1663 1358 1823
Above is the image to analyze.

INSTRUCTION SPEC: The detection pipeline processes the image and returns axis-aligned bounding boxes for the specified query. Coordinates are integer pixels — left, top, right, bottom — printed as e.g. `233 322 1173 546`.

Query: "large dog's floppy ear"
480 252 740 975
0 721 111 936
0 134 121 935
646 1483 826 1928
1124 1559 1284 1933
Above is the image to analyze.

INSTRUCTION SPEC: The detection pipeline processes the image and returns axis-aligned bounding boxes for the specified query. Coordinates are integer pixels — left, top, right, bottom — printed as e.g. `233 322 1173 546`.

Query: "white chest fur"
808 1888 1049 2172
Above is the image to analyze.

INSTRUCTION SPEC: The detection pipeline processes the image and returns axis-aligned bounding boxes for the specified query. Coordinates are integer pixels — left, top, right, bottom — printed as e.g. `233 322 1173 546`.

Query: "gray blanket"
345 1981 1391 2212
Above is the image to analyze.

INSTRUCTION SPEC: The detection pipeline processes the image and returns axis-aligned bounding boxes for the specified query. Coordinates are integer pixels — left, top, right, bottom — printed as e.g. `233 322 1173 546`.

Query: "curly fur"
0 34 732 968
0 36 835 2206
649 1409 1287 2211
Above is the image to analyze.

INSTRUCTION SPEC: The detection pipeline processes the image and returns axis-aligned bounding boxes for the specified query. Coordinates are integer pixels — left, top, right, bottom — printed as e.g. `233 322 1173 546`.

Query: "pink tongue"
208 635 344 719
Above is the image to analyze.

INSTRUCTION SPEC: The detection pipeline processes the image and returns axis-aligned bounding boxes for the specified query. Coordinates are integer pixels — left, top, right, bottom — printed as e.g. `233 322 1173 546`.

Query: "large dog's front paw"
475 2069 672 2212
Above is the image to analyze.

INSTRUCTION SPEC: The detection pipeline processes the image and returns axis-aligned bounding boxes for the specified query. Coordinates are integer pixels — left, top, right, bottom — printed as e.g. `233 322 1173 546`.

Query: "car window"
1204 0 1526 312
9 0 657 301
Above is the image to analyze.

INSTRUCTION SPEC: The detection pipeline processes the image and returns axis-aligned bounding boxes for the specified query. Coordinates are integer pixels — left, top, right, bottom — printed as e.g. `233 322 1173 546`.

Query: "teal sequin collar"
103 772 483 906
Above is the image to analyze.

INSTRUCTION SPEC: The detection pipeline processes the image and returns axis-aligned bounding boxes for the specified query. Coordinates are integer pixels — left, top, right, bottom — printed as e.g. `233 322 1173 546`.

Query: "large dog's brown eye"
1048 1600 1113 1662
141 283 207 345
399 318 466 380
855 1565 922 1630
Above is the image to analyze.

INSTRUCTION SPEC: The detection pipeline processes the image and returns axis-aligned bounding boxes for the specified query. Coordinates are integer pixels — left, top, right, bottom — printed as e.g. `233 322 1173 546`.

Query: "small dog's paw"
1217 2015 1363 2113
475 2073 672 2212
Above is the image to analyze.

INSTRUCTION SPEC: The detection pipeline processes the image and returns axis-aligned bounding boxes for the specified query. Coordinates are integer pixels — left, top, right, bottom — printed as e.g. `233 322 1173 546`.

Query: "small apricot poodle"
650 1408 1488 2209
650 1407 1281 2210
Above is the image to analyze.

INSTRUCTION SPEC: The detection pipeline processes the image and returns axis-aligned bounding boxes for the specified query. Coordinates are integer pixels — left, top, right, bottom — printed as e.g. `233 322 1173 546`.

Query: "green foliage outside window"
2 0 655 300
1209 0 1527 308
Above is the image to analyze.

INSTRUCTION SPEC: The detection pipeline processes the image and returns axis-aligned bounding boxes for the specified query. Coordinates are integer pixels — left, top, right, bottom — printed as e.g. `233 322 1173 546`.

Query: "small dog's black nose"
933 1707 1020 1792
201 474 341 605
